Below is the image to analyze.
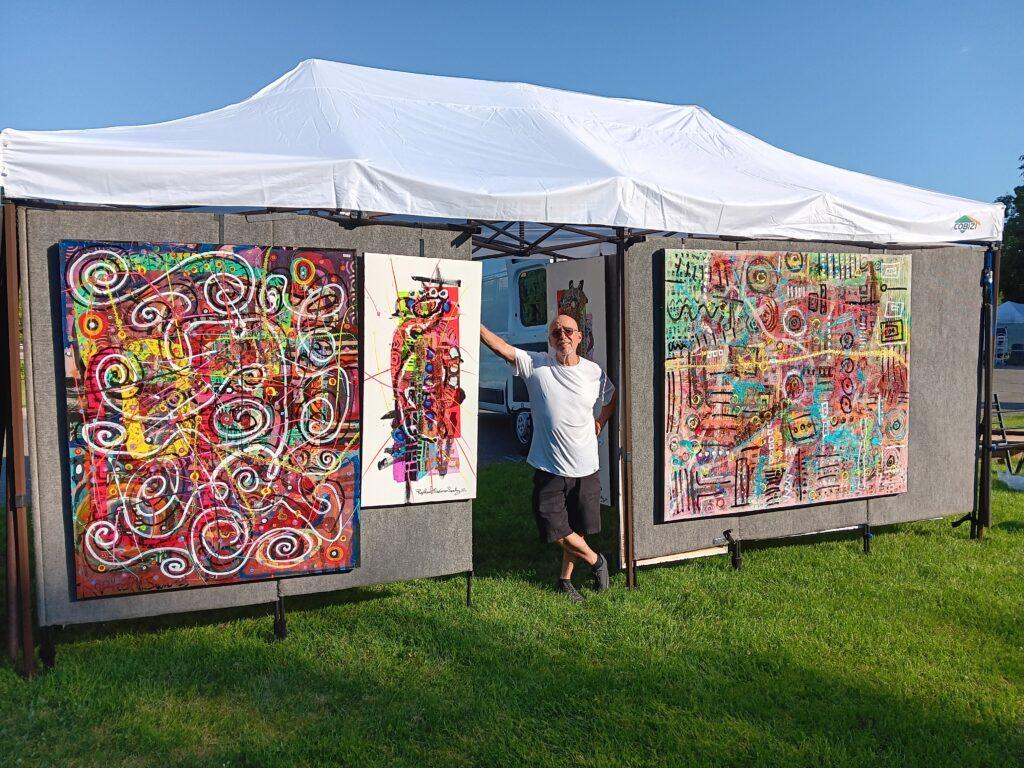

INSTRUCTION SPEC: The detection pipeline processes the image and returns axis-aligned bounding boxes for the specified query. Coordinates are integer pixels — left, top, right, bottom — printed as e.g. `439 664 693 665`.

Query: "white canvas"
546 257 612 505
362 253 482 507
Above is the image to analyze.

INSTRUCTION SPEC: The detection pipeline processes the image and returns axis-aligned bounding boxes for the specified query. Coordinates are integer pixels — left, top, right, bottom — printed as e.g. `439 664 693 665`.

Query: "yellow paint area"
108 339 196 460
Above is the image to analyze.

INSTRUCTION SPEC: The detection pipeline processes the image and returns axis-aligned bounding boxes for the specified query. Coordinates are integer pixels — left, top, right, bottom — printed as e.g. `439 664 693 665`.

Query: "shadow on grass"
472 462 619 588
0 461 574 664
31 586 399 650
994 519 1024 533
5 593 1019 768
0 462 1022 766
739 528 868 555
1 461 593 661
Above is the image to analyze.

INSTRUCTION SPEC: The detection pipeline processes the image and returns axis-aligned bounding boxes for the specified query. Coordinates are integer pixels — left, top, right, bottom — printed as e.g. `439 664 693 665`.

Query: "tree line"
997 155 1024 303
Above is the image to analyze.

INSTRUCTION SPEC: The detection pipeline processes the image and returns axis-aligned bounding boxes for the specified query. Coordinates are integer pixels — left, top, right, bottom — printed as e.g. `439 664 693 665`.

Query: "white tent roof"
0 59 1004 244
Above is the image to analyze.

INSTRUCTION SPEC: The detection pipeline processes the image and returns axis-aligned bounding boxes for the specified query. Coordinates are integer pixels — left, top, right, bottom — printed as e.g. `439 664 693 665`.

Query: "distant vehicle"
479 257 553 451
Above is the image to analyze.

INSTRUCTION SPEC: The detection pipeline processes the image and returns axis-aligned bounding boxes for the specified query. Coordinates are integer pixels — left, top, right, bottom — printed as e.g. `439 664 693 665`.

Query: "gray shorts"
531 468 601 544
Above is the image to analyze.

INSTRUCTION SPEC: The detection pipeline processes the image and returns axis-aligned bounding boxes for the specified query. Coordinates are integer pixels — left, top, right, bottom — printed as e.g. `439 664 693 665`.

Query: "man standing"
480 314 617 601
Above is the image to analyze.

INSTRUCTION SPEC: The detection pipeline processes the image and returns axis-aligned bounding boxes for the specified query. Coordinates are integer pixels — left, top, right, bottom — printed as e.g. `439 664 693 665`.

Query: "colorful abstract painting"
61 241 360 598
362 253 481 506
661 249 910 520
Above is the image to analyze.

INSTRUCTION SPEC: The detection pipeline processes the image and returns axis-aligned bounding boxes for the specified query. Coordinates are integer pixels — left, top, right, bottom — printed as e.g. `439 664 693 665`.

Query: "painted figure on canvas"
380 276 465 494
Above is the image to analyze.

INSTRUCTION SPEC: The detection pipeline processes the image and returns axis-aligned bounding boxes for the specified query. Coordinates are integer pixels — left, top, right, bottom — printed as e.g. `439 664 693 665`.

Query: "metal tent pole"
965 283 988 539
979 245 1001 536
2 202 33 676
616 228 636 588
1 192 18 663
4 427 16 662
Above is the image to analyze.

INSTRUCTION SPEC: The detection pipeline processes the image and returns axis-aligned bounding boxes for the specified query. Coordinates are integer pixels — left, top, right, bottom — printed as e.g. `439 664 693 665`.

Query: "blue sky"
1 0 1020 204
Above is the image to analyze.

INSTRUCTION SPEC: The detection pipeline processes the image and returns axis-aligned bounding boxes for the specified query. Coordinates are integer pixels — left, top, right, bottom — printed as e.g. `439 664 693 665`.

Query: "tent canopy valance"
0 58 1004 245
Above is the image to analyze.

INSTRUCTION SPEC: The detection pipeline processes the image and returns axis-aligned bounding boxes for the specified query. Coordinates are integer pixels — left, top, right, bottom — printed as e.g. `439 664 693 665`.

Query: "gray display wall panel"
627 238 740 559
869 246 981 526
231 213 474 599
20 208 472 626
625 237 981 561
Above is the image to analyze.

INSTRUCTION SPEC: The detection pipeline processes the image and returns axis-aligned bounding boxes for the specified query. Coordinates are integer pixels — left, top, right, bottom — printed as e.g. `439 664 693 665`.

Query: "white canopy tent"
0 58 1009 677
997 301 1024 325
0 58 1004 245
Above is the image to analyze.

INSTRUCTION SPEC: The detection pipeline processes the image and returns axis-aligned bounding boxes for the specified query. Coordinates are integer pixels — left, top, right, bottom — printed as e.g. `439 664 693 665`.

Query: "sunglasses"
550 326 578 338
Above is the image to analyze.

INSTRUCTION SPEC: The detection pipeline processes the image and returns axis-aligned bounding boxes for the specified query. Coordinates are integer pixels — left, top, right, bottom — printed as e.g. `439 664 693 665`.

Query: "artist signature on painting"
414 487 466 497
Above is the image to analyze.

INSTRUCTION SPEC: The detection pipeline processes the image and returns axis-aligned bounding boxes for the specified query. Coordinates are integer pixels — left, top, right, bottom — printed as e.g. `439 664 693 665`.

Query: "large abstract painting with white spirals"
60 240 361 598
362 253 481 507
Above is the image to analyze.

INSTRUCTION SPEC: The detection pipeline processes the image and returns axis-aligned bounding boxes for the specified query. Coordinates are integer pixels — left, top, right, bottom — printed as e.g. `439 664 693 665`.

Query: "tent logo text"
953 215 980 233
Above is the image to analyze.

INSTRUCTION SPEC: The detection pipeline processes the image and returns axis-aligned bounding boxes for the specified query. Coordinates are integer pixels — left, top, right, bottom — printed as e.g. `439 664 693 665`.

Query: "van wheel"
511 410 532 454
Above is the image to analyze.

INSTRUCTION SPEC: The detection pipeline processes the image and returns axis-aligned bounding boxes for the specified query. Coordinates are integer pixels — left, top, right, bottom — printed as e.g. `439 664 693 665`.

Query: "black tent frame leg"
39 626 55 669
722 529 742 570
952 512 973 530
273 596 287 640
862 523 872 555
968 271 987 540
2 202 34 678
465 569 473 607
976 245 1000 540
5 472 17 664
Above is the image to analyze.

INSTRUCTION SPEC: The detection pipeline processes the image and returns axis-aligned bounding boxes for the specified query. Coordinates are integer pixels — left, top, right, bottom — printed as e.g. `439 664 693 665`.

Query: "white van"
479 257 553 451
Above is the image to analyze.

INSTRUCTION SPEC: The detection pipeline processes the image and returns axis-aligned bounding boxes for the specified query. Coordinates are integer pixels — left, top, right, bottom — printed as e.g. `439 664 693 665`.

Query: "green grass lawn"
1 464 1022 767
997 410 1024 430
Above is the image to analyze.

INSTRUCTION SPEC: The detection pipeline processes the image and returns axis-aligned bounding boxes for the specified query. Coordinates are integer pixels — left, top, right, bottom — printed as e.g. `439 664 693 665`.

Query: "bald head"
549 314 580 335
548 314 582 362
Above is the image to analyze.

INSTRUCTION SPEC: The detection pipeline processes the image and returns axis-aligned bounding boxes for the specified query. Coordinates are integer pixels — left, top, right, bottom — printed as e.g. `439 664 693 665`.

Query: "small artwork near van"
662 249 911 520
556 280 594 358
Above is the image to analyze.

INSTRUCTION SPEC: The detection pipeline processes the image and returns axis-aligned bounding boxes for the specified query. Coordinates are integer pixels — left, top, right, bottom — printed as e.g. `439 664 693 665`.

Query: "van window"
518 268 547 327
481 274 509 333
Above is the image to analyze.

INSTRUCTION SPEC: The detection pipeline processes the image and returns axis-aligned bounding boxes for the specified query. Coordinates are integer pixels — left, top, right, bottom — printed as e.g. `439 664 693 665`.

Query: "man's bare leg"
554 533 606 599
558 532 598 569
560 547 577 580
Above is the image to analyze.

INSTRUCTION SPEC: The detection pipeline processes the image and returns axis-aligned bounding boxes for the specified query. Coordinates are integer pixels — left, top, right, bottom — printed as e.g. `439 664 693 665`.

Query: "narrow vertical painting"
662 249 910 520
362 252 482 506
61 241 360 598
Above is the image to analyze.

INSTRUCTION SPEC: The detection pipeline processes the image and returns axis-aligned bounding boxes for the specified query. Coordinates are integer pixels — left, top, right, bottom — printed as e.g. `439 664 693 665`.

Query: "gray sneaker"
591 553 610 592
555 578 585 603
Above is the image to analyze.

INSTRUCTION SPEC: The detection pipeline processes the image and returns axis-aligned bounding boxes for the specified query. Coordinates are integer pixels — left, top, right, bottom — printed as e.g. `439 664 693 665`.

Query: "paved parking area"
476 411 527 466
995 366 1024 409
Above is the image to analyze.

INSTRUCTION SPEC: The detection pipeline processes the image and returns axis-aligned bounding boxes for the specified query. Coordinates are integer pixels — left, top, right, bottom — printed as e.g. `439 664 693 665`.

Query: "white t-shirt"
512 348 615 478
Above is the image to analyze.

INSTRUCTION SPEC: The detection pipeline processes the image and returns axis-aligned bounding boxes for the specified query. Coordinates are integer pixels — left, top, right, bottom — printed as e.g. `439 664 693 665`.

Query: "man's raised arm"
480 324 517 364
